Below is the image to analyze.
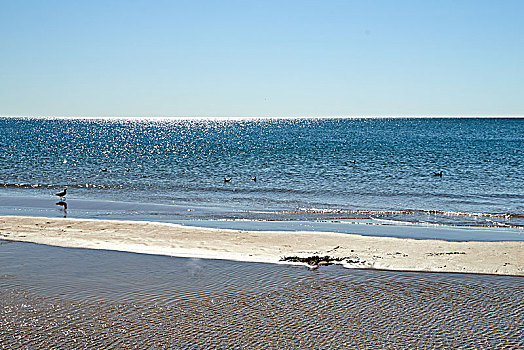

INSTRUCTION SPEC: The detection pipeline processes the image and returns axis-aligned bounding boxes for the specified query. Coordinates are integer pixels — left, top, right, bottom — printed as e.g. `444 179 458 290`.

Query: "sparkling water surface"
1 117 523 238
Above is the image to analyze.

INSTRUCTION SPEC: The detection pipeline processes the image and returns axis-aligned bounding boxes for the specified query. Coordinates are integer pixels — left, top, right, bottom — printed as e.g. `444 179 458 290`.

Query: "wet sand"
0 215 523 275
1 241 523 349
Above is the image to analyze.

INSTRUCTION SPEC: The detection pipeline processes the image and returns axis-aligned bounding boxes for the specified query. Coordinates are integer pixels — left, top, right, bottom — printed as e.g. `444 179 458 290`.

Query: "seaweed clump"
280 255 347 268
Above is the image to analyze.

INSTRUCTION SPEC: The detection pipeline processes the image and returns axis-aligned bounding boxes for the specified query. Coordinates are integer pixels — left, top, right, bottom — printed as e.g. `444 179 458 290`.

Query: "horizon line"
1 115 523 121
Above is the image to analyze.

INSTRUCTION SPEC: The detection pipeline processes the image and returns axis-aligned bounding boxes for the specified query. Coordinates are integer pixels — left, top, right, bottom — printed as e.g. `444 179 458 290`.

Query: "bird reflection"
55 201 68 217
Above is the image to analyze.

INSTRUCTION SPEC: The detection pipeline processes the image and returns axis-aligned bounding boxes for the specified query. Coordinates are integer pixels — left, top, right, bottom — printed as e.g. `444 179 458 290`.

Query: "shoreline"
1 194 523 241
1 215 522 276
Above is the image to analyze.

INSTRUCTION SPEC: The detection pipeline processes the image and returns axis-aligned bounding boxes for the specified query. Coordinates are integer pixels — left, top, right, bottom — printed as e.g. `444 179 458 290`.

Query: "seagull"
433 171 443 177
224 176 232 183
251 175 257 182
55 188 67 199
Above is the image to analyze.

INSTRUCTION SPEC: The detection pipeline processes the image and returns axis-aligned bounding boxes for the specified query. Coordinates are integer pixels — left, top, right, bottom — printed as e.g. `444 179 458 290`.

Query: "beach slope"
0 216 522 276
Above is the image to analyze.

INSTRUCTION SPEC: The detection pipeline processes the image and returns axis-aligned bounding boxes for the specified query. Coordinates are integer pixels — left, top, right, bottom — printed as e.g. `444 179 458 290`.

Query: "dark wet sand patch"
1 242 523 349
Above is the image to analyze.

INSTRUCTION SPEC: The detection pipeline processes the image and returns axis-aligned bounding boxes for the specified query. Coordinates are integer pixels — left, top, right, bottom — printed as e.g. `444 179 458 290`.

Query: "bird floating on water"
55 188 67 199
433 171 443 177
251 175 257 182
224 176 232 183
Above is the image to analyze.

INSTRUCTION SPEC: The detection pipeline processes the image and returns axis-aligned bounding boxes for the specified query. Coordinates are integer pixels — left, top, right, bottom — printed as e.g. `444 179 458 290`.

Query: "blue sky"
1 0 523 117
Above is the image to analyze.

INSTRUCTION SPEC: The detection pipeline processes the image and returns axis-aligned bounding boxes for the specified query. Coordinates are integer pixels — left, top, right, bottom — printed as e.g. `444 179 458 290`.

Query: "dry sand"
0 215 522 276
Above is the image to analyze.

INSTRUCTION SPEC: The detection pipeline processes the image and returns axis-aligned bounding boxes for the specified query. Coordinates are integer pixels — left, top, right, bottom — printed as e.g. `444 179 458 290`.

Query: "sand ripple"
1 243 522 348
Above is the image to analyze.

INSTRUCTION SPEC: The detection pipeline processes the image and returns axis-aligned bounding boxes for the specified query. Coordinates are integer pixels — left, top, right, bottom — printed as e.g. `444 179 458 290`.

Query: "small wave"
0 183 52 189
74 183 125 189
417 209 523 219
0 183 124 190
293 207 522 219
294 208 411 215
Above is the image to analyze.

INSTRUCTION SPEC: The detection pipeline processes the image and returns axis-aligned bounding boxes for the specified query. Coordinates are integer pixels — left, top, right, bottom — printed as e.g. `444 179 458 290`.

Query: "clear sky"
1 0 523 117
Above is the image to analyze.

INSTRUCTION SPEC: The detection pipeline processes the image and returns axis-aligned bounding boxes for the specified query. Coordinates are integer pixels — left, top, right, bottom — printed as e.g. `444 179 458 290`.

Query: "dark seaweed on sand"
280 255 348 267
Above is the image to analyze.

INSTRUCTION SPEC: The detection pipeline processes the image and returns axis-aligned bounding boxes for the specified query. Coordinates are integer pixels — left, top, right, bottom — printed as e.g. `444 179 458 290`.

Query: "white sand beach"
0 215 522 276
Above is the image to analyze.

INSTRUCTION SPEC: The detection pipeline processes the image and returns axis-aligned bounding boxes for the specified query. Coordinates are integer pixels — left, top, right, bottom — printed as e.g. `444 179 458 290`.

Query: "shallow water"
1 241 523 348
1 117 523 233
1 195 522 241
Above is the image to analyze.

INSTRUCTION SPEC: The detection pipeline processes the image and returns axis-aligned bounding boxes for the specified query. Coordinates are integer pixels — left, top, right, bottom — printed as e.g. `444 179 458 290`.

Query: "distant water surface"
1 117 523 238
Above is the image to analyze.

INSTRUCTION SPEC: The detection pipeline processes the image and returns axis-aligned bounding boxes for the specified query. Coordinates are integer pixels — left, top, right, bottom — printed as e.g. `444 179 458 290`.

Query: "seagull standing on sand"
55 188 67 200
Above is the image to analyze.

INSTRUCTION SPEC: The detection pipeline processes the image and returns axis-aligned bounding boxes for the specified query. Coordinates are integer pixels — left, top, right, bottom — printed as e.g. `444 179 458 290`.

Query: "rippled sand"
1 242 523 349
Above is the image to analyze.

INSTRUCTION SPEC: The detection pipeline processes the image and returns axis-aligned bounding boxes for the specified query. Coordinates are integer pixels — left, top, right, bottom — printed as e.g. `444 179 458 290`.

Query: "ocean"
1 117 523 240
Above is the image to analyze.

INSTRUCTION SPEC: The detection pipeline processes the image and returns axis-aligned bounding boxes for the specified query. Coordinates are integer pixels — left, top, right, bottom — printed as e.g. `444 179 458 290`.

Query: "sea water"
1 117 523 240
